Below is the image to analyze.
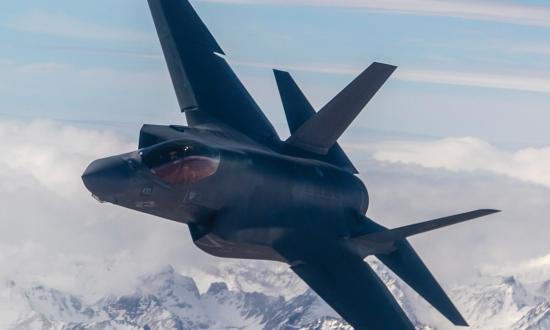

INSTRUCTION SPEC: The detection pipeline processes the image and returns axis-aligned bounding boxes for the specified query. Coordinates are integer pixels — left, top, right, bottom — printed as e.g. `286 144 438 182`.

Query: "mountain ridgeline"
4 260 550 330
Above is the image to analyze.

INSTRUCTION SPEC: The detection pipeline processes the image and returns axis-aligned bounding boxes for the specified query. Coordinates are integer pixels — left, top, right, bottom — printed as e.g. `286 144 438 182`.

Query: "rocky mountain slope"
3 259 550 330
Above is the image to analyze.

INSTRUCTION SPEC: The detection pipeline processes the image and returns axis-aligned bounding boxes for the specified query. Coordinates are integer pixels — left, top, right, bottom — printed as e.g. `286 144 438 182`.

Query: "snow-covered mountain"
3 260 550 330
5 265 349 330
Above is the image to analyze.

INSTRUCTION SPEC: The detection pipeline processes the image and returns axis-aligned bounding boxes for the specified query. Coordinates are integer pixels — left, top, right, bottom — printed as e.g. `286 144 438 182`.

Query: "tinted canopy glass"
141 141 220 185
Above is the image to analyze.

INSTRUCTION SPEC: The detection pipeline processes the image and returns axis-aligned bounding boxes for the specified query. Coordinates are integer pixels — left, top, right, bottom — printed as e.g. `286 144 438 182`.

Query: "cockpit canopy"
141 140 220 185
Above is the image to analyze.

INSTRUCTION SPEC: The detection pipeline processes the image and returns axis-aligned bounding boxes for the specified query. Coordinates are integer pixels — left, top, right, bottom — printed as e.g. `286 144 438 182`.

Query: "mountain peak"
5 263 550 330
502 276 518 286
140 265 200 300
207 282 229 295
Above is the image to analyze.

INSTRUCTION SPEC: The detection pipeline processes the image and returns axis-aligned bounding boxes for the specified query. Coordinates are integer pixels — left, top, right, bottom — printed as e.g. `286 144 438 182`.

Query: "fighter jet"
82 0 500 328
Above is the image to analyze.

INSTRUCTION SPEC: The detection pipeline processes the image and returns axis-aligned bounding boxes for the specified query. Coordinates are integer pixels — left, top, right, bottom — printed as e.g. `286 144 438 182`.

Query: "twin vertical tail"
275 62 396 158
273 70 358 173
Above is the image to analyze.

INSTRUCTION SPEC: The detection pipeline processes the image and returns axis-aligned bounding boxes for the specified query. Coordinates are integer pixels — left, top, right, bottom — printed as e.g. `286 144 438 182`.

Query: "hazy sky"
0 1 549 322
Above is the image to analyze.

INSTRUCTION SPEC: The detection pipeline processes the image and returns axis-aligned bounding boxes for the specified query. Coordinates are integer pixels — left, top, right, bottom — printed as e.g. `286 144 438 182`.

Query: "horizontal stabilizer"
273 69 358 173
350 209 500 325
377 240 469 326
357 209 499 245
286 62 396 154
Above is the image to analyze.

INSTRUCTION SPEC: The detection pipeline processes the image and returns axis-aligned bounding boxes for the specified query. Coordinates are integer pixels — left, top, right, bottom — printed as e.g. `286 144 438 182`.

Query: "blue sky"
1 0 550 147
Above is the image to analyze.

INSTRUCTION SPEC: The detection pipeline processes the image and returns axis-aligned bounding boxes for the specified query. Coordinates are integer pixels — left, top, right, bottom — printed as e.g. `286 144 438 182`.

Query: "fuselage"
82 125 369 262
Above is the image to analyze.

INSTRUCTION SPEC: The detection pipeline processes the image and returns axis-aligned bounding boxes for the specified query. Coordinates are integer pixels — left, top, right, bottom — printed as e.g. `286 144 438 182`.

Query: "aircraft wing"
276 239 415 329
147 0 279 145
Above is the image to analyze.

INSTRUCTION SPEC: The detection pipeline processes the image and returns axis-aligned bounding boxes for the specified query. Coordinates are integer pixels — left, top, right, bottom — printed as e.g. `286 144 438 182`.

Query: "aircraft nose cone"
82 157 131 203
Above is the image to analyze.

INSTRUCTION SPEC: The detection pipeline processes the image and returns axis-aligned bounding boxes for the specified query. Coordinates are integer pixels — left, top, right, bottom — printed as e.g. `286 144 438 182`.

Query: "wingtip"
438 298 469 327
479 208 502 215
448 307 469 326
372 61 398 71
148 0 225 55
273 69 290 77
452 316 469 327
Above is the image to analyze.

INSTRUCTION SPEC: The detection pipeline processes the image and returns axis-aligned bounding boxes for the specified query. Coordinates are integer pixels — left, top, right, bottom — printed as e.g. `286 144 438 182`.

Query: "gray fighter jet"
82 1 500 328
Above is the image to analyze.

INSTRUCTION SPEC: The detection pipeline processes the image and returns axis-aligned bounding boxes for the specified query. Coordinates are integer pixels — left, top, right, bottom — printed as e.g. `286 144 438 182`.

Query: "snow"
1 258 550 329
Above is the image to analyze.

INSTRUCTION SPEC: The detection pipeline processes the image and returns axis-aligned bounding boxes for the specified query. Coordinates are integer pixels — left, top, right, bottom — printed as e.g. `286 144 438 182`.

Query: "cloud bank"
0 120 548 305
0 120 211 298
362 137 550 188
202 0 550 28
7 10 153 43
231 60 550 94
0 59 179 127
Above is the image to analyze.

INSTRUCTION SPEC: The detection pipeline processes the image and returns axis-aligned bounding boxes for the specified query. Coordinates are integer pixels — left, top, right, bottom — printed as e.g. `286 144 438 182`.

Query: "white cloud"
55 47 164 60
510 44 550 56
0 59 180 126
17 62 72 74
397 69 550 94
202 0 550 27
0 120 211 298
0 120 547 310
0 59 168 93
231 60 550 94
484 254 550 284
353 152 550 285
0 120 133 196
354 137 550 188
7 10 153 43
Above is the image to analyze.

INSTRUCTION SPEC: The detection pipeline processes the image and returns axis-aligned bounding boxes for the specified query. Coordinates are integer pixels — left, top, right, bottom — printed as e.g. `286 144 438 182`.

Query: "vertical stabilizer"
274 70 358 173
273 69 316 133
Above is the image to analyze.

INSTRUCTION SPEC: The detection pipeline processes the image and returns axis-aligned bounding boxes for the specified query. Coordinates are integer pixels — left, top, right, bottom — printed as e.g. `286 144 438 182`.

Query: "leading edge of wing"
147 0 279 145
